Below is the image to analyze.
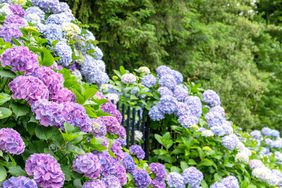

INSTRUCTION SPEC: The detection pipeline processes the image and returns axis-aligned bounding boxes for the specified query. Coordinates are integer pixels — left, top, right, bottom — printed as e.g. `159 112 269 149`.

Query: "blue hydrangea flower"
178 114 199 128
133 169 152 188
210 182 225 188
142 74 157 88
31 0 60 13
93 46 103 60
43 24 63 41
156 65 172 78
167 172 185 188
171 70 183 84
45 12 73 25
3 176 38 188
53 2 72 14
130 87 139 95
184 96 202 118
158 87 173 96
174 85 188 101
158 74 177 90
203 89 221 107
54 41 72 67
211 126 226 136
182 167 203 187
158 95 177 114
25 7 45 20
122 153 136 173
222 134 239 150
149 105 165 121
221 176 239 188
250 130 262 140
271 130 280 138
205 109 225 128
261 127 272 137
176 102 191 117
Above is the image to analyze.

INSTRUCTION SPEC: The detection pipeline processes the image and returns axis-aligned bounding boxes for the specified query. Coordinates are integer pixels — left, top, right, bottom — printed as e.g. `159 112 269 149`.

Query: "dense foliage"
65 0 282 131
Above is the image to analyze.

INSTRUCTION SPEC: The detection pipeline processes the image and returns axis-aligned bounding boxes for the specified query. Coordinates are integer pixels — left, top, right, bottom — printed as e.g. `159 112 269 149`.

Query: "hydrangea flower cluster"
73 153 101 179
121 73 137 84
210 176 239 188
182 167 203 187
25 154 65 188
167 172 185 188
0 128 25 155
129 144 145 159
3 176 38 188
82 180 106 188
133 169 152 188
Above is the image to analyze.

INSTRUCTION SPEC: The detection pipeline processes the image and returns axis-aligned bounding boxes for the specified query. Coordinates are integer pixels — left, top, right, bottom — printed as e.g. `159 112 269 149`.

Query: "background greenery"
64 0 282 131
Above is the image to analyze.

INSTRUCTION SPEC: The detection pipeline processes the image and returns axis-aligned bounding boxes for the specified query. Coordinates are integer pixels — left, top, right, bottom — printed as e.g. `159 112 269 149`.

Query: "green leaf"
8 166 26 176
198 159 217 169
73 179 82 188
41 48 54 66
64 123 76 133
0 166 7 181
35 126 56 140
119 66 126 75
9 103 29 118
154 134 163 145
0 93 11 105
66 144 85 155
188 159 197 165
83 87 98 102
0 107 12 119
170 166 181 173
180 161 189 170
0 70 16 78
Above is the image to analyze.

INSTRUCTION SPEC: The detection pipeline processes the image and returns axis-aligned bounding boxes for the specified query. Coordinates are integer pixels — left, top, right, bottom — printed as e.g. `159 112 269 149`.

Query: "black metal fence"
116 103 151 159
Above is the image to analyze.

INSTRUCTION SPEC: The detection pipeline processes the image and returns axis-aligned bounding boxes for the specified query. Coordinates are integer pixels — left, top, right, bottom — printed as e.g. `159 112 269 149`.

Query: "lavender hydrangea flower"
9 76 49 104
3 176 38 188
176 102 191 117
91 46 103 60
31 0 60 13
158 74 177 90
250 130 262 140
0 24 23 42
25 154 65 188
149 163 166 180
96 116 121 136
205 109 225 128
73 153 101 179
156 65 172 78
122 153 136 173
54 41 73 67
182 167 203 187
221 134 239 150
100 101 122 123
184 96 202 117
103 175 121 188
249 159 264 169
203 90 221 107
1 47 39 73
174 85 188 101
261 127 272 136
210 182 225 188
178 114 199 128
82 180 106 188
98 152 117 176
116 163 127 185
129 145 145 160
133 169 152 188
271 129 280 138
111 140 124 161
4 14 27 27
45 12 73 25
142 74 157 88
149 105 165 121
121 73 137 84
43 24 63 41
30 66 63 95
9 4 25 17
221 176 239 188
50 88 76 103
92 119 107 137
158 87 173 96
26 7 45 20
158 95 177 114
167 172 185 188
171 70 183 84
0 128 25 155
151 179 166 188
210 126 226 136
53 2 72 14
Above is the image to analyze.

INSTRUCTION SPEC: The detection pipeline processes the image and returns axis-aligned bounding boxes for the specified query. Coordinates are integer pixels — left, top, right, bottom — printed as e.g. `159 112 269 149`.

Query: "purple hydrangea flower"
167 172 185 188
4 14 27 27
116 163 127 185
25 154 65 188
176 102 191 117
149 105 165 121
82 180 106 188
3 176 37 188
149 163 166 180
1 47 39 73
25 7 45 20
102 175 121 188
73 153 101 179
30 67 63 95
111 140 124 161
249 159 264 169
158 74 177 91
261 127 272 136
92 119 107 137
184 96 202 118
122 153 136 173
156 66 172 78
174 85 188 101
9 4 25 17
96 116 121 136
151 179 166 188
0 128 25 155
9 76 49 104
222 134 239 151
0 24 23 42
43 24 63 41
158 87 173 97
171 70 183 84
50 88 76 103
158 95 177 114
203 90 221 107
129 145 145 160
205 109 225 128
178 114 199 128
133 169 152 188
221 176 239 188
98 152 117 176
100 101 122 123
142 74 157 88
54 41 73 67
182 167 203 187
121 73 136 84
